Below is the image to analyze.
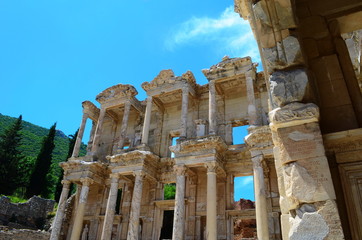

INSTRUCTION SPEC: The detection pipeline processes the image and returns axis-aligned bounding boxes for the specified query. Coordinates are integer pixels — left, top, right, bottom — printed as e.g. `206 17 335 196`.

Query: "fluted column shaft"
209 81 217 135
205 162 217 240
101 174 120 240
141 96 153 145
72 113 88 158
127 171 145 240
180 88 189 138
70 178 93 240
91 107 106 153
118 101 131 149
172 165 187 240
252 155 269 240
50 180 71 240
245 71 258 126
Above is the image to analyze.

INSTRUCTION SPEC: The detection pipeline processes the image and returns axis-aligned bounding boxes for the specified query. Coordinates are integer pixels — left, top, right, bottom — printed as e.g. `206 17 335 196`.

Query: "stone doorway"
159 210 174 240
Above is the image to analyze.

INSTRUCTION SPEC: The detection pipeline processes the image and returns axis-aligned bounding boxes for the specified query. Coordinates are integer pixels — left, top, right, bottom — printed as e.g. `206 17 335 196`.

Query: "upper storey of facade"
72 56 269 161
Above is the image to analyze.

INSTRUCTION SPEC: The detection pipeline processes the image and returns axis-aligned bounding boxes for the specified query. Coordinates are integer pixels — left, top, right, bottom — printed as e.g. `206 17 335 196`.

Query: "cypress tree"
0 115 24 195
54 129 78 202
26 123 57 198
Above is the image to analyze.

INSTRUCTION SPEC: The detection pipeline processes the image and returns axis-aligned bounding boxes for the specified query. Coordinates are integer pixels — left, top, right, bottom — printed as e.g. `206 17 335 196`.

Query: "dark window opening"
159 210 174 240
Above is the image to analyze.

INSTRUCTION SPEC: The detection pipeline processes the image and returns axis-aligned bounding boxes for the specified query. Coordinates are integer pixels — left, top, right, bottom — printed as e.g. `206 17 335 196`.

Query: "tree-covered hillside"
0 113 86 166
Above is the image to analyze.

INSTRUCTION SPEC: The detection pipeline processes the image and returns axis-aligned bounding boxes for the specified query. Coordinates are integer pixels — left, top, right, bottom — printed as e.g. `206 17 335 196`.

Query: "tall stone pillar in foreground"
205 162 217 240
141 96 153 145
252 155 269 240
208 81 217 135
91 107 106 154
101 174 120 240
70 178 93 240
180 87 189 138
50 180 71 240
118 101 131 149
127 170 145 240
72 113 88 158
172 165 187 240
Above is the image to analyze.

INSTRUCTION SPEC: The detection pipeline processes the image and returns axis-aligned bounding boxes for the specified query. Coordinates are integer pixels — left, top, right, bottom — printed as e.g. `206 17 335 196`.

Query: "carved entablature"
234 0 250 20
245 125 273 149
96 84 138 104
202 56 253 81
141 69 197 96
60 160 108 185
170 135 228 157
82 101 100 122
269 102 320 130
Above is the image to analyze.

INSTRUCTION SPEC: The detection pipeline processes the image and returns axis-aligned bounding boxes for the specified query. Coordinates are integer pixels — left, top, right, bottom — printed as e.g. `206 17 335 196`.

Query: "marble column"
118 101 131 149
91 107 107 153
72 113 88 158
172 165 187 240
50 180 71 240
245 71 259 126
101 174 120 240
252 155 269 240
205 162 217 240
70 178 94 240
141 96 153 145
86 121 97 154
127 171 145 240
208 81 217 135
180 87 189 138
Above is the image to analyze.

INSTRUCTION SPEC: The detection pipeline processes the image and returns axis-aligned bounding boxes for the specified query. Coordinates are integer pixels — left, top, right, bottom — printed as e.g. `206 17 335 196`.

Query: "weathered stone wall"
0 196 55 230
0 227 50 240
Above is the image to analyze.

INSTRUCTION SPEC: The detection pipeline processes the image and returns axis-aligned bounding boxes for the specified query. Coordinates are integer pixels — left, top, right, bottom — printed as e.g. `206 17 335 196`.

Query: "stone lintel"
269 102 319 130
202 56 254 81
141 69 197 96
60 160 107 185
82 101 100 122
169 135 228 157
323 128 362 155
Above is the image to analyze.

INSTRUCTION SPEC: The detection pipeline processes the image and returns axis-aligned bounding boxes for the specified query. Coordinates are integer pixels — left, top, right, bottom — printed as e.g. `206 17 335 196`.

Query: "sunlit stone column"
50 180 71 240
141 96 153 145
101 174 120 240
70 178 94 240
91 107 106 153
127 170 145 240
172 165 187 240
86 121 97 153
252 155 269 240
180 87 189 138
208 81 217 135
205 162 217 240
118 101 131 149
72 113 88 158
245 71 259 126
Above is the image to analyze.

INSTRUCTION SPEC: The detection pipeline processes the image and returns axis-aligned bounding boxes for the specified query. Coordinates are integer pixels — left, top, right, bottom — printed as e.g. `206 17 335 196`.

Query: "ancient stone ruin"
51 0 362 239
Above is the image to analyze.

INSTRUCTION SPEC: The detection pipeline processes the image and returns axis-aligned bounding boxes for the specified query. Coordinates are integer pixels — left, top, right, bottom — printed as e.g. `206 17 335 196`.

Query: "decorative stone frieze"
96 84 138 104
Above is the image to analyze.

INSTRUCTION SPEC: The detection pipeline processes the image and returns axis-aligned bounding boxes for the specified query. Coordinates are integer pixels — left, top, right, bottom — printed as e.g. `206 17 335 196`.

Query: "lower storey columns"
50 180 71 240
70 178 94 240
205 162 218 240
101 174 120 240
127 170 145 240
172 165 187 240
252 155 269 240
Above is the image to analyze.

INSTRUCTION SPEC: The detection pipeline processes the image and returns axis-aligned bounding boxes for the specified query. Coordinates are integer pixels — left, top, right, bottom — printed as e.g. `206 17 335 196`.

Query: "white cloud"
165 6 260 63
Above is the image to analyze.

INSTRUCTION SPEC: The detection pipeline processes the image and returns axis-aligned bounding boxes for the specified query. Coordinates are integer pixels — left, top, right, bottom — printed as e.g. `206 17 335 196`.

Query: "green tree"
164 183 176 200
26 123 57 198
0 115 25 195
54 129 78 202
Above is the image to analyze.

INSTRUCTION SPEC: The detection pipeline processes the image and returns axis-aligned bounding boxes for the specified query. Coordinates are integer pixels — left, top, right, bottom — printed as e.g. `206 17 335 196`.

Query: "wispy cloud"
165 6 260 62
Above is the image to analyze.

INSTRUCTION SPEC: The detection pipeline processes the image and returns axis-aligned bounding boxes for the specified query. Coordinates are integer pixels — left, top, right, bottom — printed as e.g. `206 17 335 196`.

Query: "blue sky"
234 176 255 201
1 1 258 200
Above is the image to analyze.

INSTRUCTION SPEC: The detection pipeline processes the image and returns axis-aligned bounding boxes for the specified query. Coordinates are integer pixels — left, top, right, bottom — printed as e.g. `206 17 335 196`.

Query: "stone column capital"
252 155 263 168
110 173 120 182
80 178 94 186
133 170 145 179
205 162 218 173
174 165 187 176
61 180 71 188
